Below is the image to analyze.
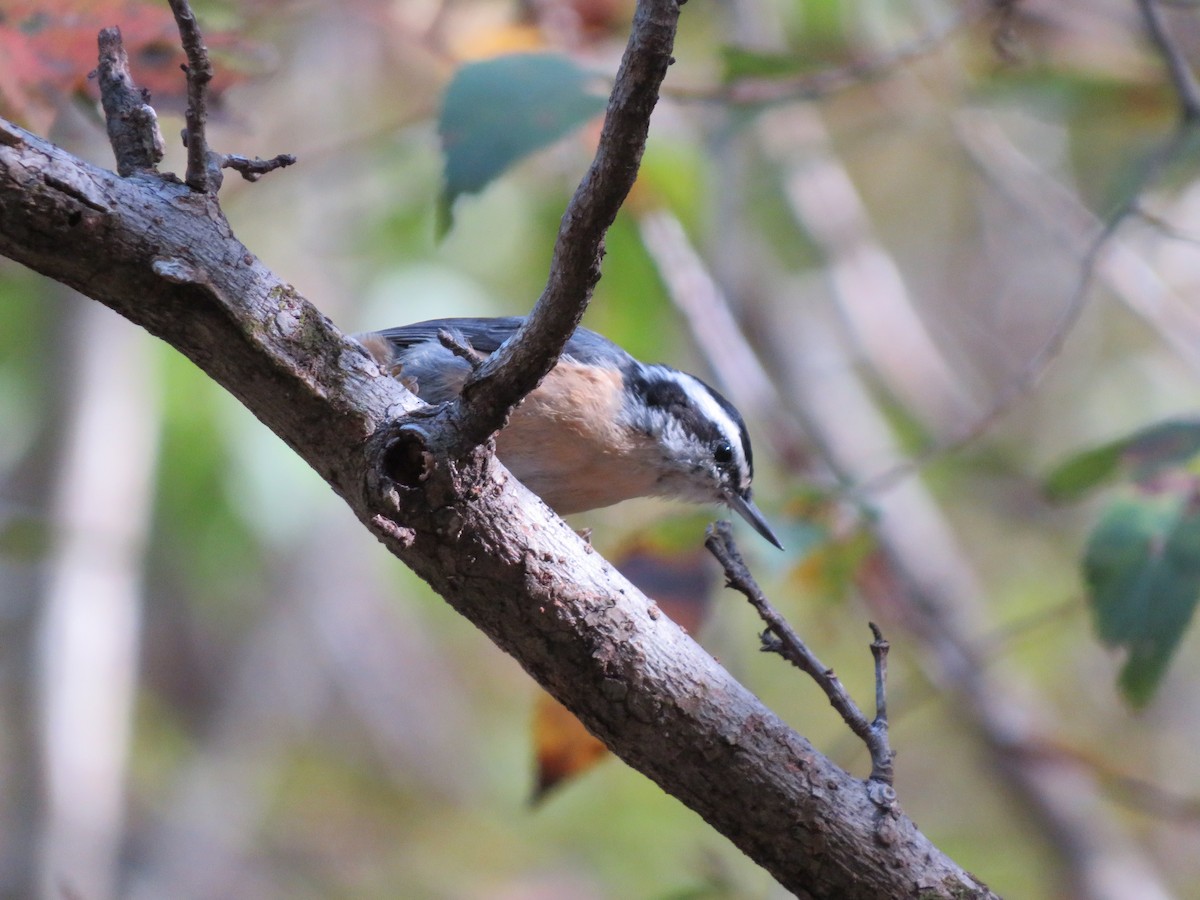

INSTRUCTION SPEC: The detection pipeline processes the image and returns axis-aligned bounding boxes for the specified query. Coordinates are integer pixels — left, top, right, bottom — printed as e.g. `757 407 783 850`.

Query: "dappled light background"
4 0 1200 897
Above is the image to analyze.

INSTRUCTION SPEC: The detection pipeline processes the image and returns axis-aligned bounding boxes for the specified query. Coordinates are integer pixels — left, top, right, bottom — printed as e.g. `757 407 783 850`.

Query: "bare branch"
95 28 165 176
100 6 294 192
220 153 297 182
167 0 218 192
868 622 891 771
453 0 681 450
705 522 895 784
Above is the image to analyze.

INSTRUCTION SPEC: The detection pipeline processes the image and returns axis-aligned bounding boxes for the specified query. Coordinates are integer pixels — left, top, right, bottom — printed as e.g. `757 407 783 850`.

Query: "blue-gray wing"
367 317 632 367
358 317 633 404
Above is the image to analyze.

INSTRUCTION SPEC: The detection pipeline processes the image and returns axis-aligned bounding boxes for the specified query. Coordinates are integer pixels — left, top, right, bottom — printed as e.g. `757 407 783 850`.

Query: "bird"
357 317 782 548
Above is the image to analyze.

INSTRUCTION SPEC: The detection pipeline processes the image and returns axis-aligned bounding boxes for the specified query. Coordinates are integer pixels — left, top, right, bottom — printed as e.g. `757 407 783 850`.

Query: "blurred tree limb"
0 1 1001 897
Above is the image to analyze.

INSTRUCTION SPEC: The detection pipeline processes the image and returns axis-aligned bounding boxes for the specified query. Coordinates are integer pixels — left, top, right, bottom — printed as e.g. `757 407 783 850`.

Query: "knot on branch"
379 423 437 489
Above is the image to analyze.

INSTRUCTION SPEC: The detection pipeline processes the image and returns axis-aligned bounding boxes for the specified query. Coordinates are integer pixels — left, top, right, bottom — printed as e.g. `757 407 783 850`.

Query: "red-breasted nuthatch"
358 317 782 548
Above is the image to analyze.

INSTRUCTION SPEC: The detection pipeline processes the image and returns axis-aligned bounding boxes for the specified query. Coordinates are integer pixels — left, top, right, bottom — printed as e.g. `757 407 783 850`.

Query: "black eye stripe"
627 367 756 488
639 377 690 413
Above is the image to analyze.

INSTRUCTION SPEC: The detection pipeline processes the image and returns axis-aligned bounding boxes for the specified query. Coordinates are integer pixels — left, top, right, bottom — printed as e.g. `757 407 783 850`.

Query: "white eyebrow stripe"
659 368 750 483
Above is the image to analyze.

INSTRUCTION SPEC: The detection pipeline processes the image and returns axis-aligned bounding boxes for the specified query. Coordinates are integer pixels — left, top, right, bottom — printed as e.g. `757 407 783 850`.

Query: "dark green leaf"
719 46 809 83
0 513 51 561
1045 418 1200 501
1083 489 1200 707
1123 419 1200 480
1043 440 1126 501
438 53 607 221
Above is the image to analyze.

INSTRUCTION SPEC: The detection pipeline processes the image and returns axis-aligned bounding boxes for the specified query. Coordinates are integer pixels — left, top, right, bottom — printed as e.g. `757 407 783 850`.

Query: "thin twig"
705 521 894 784
94 28 165 176
452 0 682 451
1136 0 1200 122
869 622 888 723
867 622 893 784
437 329 485 368
221 153 297 182
167 0 217 192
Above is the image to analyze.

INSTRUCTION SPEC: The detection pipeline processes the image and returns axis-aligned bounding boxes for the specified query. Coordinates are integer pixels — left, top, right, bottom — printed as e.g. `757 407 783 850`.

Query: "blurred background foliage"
4 0 1200 897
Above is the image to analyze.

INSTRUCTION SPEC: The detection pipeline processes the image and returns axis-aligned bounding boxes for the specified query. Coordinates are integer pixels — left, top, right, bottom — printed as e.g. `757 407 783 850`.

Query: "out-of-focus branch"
955 112 1200 375
637 209 812 469
913 109 1200 496
757 103 980 434
1136 0 1200 122
36 298 159 900
834 105 1200 499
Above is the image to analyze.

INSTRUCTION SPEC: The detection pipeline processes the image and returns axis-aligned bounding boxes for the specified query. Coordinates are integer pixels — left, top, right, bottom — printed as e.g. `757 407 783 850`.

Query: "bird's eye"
713 441 734 465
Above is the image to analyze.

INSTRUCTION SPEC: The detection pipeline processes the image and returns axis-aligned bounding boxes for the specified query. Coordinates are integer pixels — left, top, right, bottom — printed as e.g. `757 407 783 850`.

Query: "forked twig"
705 521 894 784
1137 0 1200 122
165 0 297 191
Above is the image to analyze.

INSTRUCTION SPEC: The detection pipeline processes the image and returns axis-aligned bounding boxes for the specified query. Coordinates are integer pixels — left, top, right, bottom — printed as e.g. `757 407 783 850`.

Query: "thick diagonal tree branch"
0 3 998 896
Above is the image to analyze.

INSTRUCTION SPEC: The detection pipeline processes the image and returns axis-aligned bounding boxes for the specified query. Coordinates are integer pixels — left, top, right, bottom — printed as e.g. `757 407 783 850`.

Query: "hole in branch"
383 430 434 488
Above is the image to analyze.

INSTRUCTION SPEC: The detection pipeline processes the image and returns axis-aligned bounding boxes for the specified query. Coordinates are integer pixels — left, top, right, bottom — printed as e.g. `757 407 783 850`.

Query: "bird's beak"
725 489 784 550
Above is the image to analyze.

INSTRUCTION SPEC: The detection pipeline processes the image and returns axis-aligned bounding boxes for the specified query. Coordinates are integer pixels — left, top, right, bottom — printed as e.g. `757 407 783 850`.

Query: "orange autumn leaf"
531 691 609 802
531 538 718 799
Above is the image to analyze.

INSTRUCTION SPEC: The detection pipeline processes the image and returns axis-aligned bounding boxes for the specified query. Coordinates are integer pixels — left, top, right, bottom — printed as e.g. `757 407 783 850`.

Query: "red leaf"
0 0 256 131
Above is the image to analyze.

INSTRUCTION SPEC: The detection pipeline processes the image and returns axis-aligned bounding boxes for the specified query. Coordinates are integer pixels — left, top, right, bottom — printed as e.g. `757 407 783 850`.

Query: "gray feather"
369 317 634 368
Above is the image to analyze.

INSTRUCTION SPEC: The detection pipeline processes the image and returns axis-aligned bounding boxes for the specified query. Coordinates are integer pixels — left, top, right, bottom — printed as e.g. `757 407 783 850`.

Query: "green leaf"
719 46 809 83
1043 440 1126 501
438 53 607 224
1123 419 1200 480
1045 419 1200 501
1083 489 1200 706
0 513 51 561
